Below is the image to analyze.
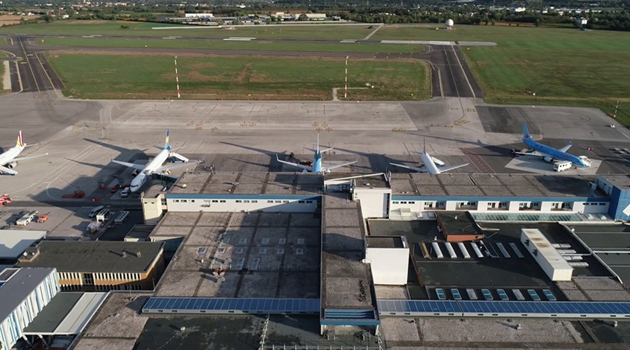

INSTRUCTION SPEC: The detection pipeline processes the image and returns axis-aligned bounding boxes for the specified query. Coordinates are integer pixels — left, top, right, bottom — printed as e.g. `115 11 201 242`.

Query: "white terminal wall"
165 197 319 213
353 187 391 219
520 228 573 281
366 237 409 285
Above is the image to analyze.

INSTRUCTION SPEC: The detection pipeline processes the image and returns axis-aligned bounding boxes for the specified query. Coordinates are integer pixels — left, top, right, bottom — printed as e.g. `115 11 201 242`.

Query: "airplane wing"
169 152 189 162
111 159 145 171
389 162 427 173
430 156 445 167
11 153 49 162
276 154 313 172
438 163 469 173
0 165 17 175
513 149 544 157
154 173 179 181
156 160 200 172
558 141 572 153
324 159 357 171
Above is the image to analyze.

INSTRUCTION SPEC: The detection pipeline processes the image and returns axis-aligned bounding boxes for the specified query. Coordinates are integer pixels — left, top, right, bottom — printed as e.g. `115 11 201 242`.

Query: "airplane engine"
543 156 553 163
6 161 17 169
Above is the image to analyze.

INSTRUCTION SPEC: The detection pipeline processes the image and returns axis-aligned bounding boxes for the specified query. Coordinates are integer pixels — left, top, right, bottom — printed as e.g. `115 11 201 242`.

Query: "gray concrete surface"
2 94 629 204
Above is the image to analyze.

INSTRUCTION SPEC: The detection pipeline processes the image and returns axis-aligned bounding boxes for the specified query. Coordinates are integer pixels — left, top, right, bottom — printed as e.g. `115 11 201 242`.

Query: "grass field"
373 25 630 125
0 20 377 40
38 37 426 54
47 53 430 100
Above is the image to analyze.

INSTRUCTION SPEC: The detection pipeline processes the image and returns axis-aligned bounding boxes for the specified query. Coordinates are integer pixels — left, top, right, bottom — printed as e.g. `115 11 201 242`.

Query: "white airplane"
275 134 357 173
390 139 468 174
111 130 200 192
0 131 48 175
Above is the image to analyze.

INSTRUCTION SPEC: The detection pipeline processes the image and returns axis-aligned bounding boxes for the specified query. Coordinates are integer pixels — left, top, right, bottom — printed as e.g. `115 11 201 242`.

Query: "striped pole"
344 56 348 99
613 100 619 118
174 56 181 99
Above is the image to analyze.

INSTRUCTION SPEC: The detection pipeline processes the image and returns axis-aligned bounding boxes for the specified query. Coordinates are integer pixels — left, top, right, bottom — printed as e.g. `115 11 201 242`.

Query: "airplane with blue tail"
517 124 591 168
275 134 357 173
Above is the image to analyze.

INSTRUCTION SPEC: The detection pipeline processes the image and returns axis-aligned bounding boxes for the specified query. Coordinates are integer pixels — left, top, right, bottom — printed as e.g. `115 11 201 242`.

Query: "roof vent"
136 251 142 258
122 251 127 258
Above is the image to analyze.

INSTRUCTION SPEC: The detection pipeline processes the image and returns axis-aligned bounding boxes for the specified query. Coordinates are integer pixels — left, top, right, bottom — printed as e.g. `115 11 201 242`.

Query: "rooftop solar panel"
142 297 320 314
378 300 630 318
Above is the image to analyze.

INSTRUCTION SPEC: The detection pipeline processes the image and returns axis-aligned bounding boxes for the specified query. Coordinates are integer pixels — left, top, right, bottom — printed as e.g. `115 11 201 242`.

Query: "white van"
89 205 104 218
553 161 572 172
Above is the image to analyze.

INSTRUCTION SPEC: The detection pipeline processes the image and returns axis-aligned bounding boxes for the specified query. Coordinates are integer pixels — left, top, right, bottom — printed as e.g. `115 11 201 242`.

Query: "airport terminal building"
142 172 630 222
132 171 630 335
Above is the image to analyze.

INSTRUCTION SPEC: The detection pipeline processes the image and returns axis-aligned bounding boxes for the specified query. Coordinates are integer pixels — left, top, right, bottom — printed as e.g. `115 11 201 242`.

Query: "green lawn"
39 37 426 54
372 24 630 126
0 20 376 40
47 53 430 100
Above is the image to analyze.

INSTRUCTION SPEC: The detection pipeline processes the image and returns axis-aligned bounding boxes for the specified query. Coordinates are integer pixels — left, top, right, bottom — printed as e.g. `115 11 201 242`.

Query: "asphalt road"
0 34 481 99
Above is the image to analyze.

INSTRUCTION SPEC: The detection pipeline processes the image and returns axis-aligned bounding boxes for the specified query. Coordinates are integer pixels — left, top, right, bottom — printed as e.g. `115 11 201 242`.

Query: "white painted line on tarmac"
10 145 99 200
223 37 256 41
450 45 476 99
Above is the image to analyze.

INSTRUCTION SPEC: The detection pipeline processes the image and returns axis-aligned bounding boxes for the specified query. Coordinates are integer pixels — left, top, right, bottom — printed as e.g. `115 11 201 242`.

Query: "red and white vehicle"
0 194 11 206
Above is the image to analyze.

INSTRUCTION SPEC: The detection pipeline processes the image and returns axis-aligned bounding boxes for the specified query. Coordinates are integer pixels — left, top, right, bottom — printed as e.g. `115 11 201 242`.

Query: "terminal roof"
389 173 604 198
170 171 323 196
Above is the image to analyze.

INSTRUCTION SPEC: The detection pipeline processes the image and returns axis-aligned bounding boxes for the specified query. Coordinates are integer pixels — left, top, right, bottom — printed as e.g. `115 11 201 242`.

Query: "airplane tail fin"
522 124 532 140
16 131 24 148
165 130 171 151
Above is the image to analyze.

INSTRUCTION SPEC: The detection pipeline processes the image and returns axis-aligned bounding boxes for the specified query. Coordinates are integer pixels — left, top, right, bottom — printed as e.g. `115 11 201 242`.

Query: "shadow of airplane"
220 141 290 157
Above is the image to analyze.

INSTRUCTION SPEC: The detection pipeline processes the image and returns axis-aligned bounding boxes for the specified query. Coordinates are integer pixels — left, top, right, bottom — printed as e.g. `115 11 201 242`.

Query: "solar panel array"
378 299 630 318
143 297 320 314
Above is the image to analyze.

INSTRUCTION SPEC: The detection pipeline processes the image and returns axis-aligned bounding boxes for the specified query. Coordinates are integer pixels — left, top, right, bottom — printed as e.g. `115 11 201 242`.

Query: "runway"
0 34 481 99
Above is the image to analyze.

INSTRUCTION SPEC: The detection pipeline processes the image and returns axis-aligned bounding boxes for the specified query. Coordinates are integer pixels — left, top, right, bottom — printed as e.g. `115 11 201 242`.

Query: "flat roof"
601 175 630 189
16 241 163 273
124 225 155 241
153 210 321 299
367 219 614 291
24 292 108 335
437 212 484 236
0 267 54 322
322 194 377 312
389 173 606 199
570 224 630 283
0 229 47 259
325 173 389 189
367 236 404 249
170 171 323 196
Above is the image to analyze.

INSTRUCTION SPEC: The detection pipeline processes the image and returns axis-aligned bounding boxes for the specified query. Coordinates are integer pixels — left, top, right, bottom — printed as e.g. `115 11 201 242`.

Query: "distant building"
577 17 588 26
185 13 214 19
0 267 59 350
16 241 165 291
305 13 327 21
511 7 527 13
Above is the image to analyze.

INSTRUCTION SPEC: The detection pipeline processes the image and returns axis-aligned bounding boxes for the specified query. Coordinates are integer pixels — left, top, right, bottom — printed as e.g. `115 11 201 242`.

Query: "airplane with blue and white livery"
516 124 591 168
275 134 357 173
